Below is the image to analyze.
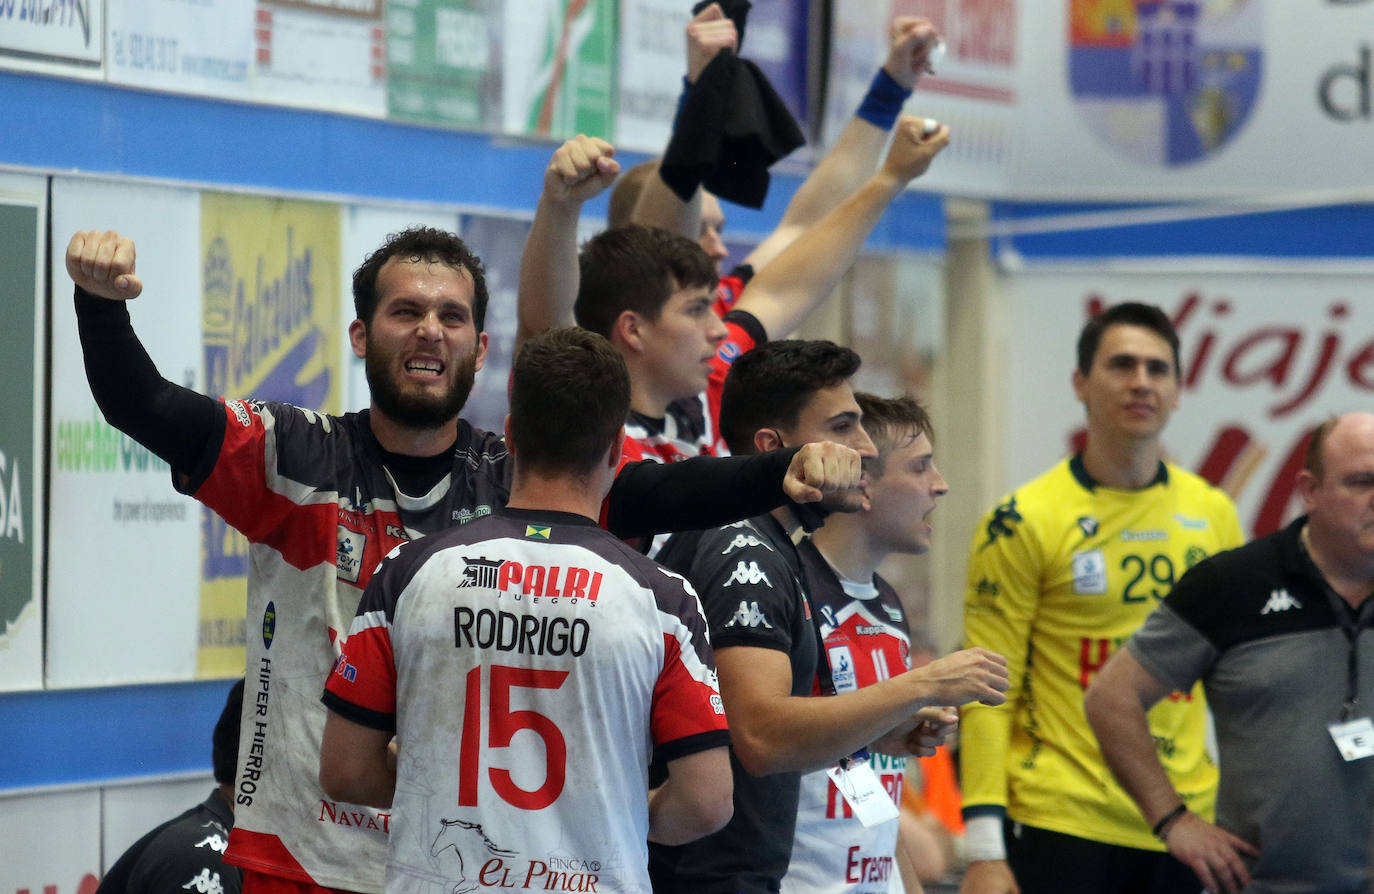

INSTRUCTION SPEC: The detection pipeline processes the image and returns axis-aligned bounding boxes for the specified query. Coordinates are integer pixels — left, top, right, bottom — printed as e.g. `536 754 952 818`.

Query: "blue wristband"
855 68 911 130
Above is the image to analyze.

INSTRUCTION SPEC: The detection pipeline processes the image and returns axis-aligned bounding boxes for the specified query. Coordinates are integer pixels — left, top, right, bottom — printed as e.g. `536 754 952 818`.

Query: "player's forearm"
735 174 903 338
731 678 929 775
516 196 584 349
1085 671 1181 826
604 448 797 537
630 171 702 239
780 116 890 234
647 766 733 845
957 701 1015 812
75 286 218 471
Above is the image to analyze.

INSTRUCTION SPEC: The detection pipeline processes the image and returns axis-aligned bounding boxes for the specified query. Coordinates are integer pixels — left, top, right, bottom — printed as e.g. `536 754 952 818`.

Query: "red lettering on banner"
953 0 1015 65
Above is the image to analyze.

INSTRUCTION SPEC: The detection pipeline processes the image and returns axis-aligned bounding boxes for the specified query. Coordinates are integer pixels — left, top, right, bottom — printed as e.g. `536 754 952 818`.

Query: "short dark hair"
1076 302 1180 377
854 393 933 479
574 225 717 338
606 159 659 230
510 327 631 477
720 339 862 455
1304 415 1342 480
212 678 245 786
352 227 489 331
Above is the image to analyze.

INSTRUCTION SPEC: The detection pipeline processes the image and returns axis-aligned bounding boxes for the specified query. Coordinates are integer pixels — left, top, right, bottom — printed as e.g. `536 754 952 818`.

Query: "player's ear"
614 311 645 353
502 414 516 456
349 319 367 359
607 426 625 470
753 427 784 453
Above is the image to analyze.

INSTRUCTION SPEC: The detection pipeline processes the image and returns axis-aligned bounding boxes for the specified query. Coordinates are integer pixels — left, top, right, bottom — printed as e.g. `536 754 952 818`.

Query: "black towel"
659 1 806 209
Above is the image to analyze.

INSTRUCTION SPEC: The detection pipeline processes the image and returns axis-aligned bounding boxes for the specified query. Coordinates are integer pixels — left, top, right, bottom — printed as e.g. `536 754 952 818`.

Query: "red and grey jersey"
323 508 727 894
712 264 752 318
782 541 911 894
625 310 765 465
188 400 514 892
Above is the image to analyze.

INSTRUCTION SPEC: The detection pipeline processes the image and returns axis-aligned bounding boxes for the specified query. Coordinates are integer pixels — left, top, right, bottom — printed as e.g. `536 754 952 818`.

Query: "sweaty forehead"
377 256 474 301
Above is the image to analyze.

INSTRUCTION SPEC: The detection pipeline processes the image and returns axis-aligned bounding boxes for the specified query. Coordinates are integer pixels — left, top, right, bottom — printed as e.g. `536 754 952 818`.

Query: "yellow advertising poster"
196 193 342 676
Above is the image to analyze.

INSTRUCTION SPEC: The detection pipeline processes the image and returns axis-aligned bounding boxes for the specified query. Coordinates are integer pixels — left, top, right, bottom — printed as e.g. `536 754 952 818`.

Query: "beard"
364 339 477 430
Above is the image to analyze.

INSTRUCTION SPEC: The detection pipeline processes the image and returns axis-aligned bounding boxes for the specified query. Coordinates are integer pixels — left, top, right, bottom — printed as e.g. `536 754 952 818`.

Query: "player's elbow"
1083 677 1121 740
731 730 789 776
651 778 734 845
318 753 391 809
678 785 735 843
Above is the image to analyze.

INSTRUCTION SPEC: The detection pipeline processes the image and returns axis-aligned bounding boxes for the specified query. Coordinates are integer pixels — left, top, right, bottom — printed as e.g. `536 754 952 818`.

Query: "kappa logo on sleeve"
724 600 773 629
721 531 774 554
724 560 772 588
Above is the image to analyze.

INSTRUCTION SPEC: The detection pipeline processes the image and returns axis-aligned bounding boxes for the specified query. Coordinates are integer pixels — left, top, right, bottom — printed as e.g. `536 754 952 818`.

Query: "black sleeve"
723 307 767 346
75 287 222 474
604 447 800 538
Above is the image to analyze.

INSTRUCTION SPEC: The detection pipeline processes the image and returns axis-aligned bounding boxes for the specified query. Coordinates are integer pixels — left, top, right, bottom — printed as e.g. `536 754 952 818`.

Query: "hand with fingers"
686 3 738 84
542 135 620 206
1163 811 1258 894
885 16 943 90
66 230 143 301
906 705 958 756
907 647 1009 707
879 114 951 185
782 441 863 505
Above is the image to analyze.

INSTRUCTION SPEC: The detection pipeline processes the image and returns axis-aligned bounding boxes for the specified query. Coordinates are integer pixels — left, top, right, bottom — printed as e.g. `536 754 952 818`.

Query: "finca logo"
725 560 772 588
1068 1 1263 166
1260 588 1302 615
725 600 773 629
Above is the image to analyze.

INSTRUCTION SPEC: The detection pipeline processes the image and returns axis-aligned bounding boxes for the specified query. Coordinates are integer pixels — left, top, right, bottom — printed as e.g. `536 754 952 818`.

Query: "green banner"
0 203 38 639
387 0 500 129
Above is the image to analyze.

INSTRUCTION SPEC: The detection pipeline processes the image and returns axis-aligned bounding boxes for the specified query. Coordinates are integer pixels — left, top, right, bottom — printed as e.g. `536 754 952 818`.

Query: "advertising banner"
503 0 616 139
107 0 254 100
197 193 343 676
1004 1 1374 198
456 213 531 434
48 178 204 688
743 0 811 140
0 173 45 693
0 0 102 76
615 0 692 152
0 789 100 893
617 0 810 154
825 0 1020 196
251 1 386 116
387 0 500 129
1004 267 1374 539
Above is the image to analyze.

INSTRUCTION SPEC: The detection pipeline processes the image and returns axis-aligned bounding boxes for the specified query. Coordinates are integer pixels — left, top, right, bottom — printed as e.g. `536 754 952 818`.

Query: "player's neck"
811 520 881 584
1080 435 1164 490
1301 523 1374 608
627 374 676 420
367 405 460 457
506 473 606 522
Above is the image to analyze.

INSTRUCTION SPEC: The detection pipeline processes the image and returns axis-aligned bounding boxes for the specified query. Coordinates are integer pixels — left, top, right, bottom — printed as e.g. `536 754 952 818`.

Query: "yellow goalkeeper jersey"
960 455 1243 850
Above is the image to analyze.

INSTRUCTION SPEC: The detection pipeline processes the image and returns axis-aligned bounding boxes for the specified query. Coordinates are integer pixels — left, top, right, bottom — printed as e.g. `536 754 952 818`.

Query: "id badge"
1328 716 1374 761
826 760 899 827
